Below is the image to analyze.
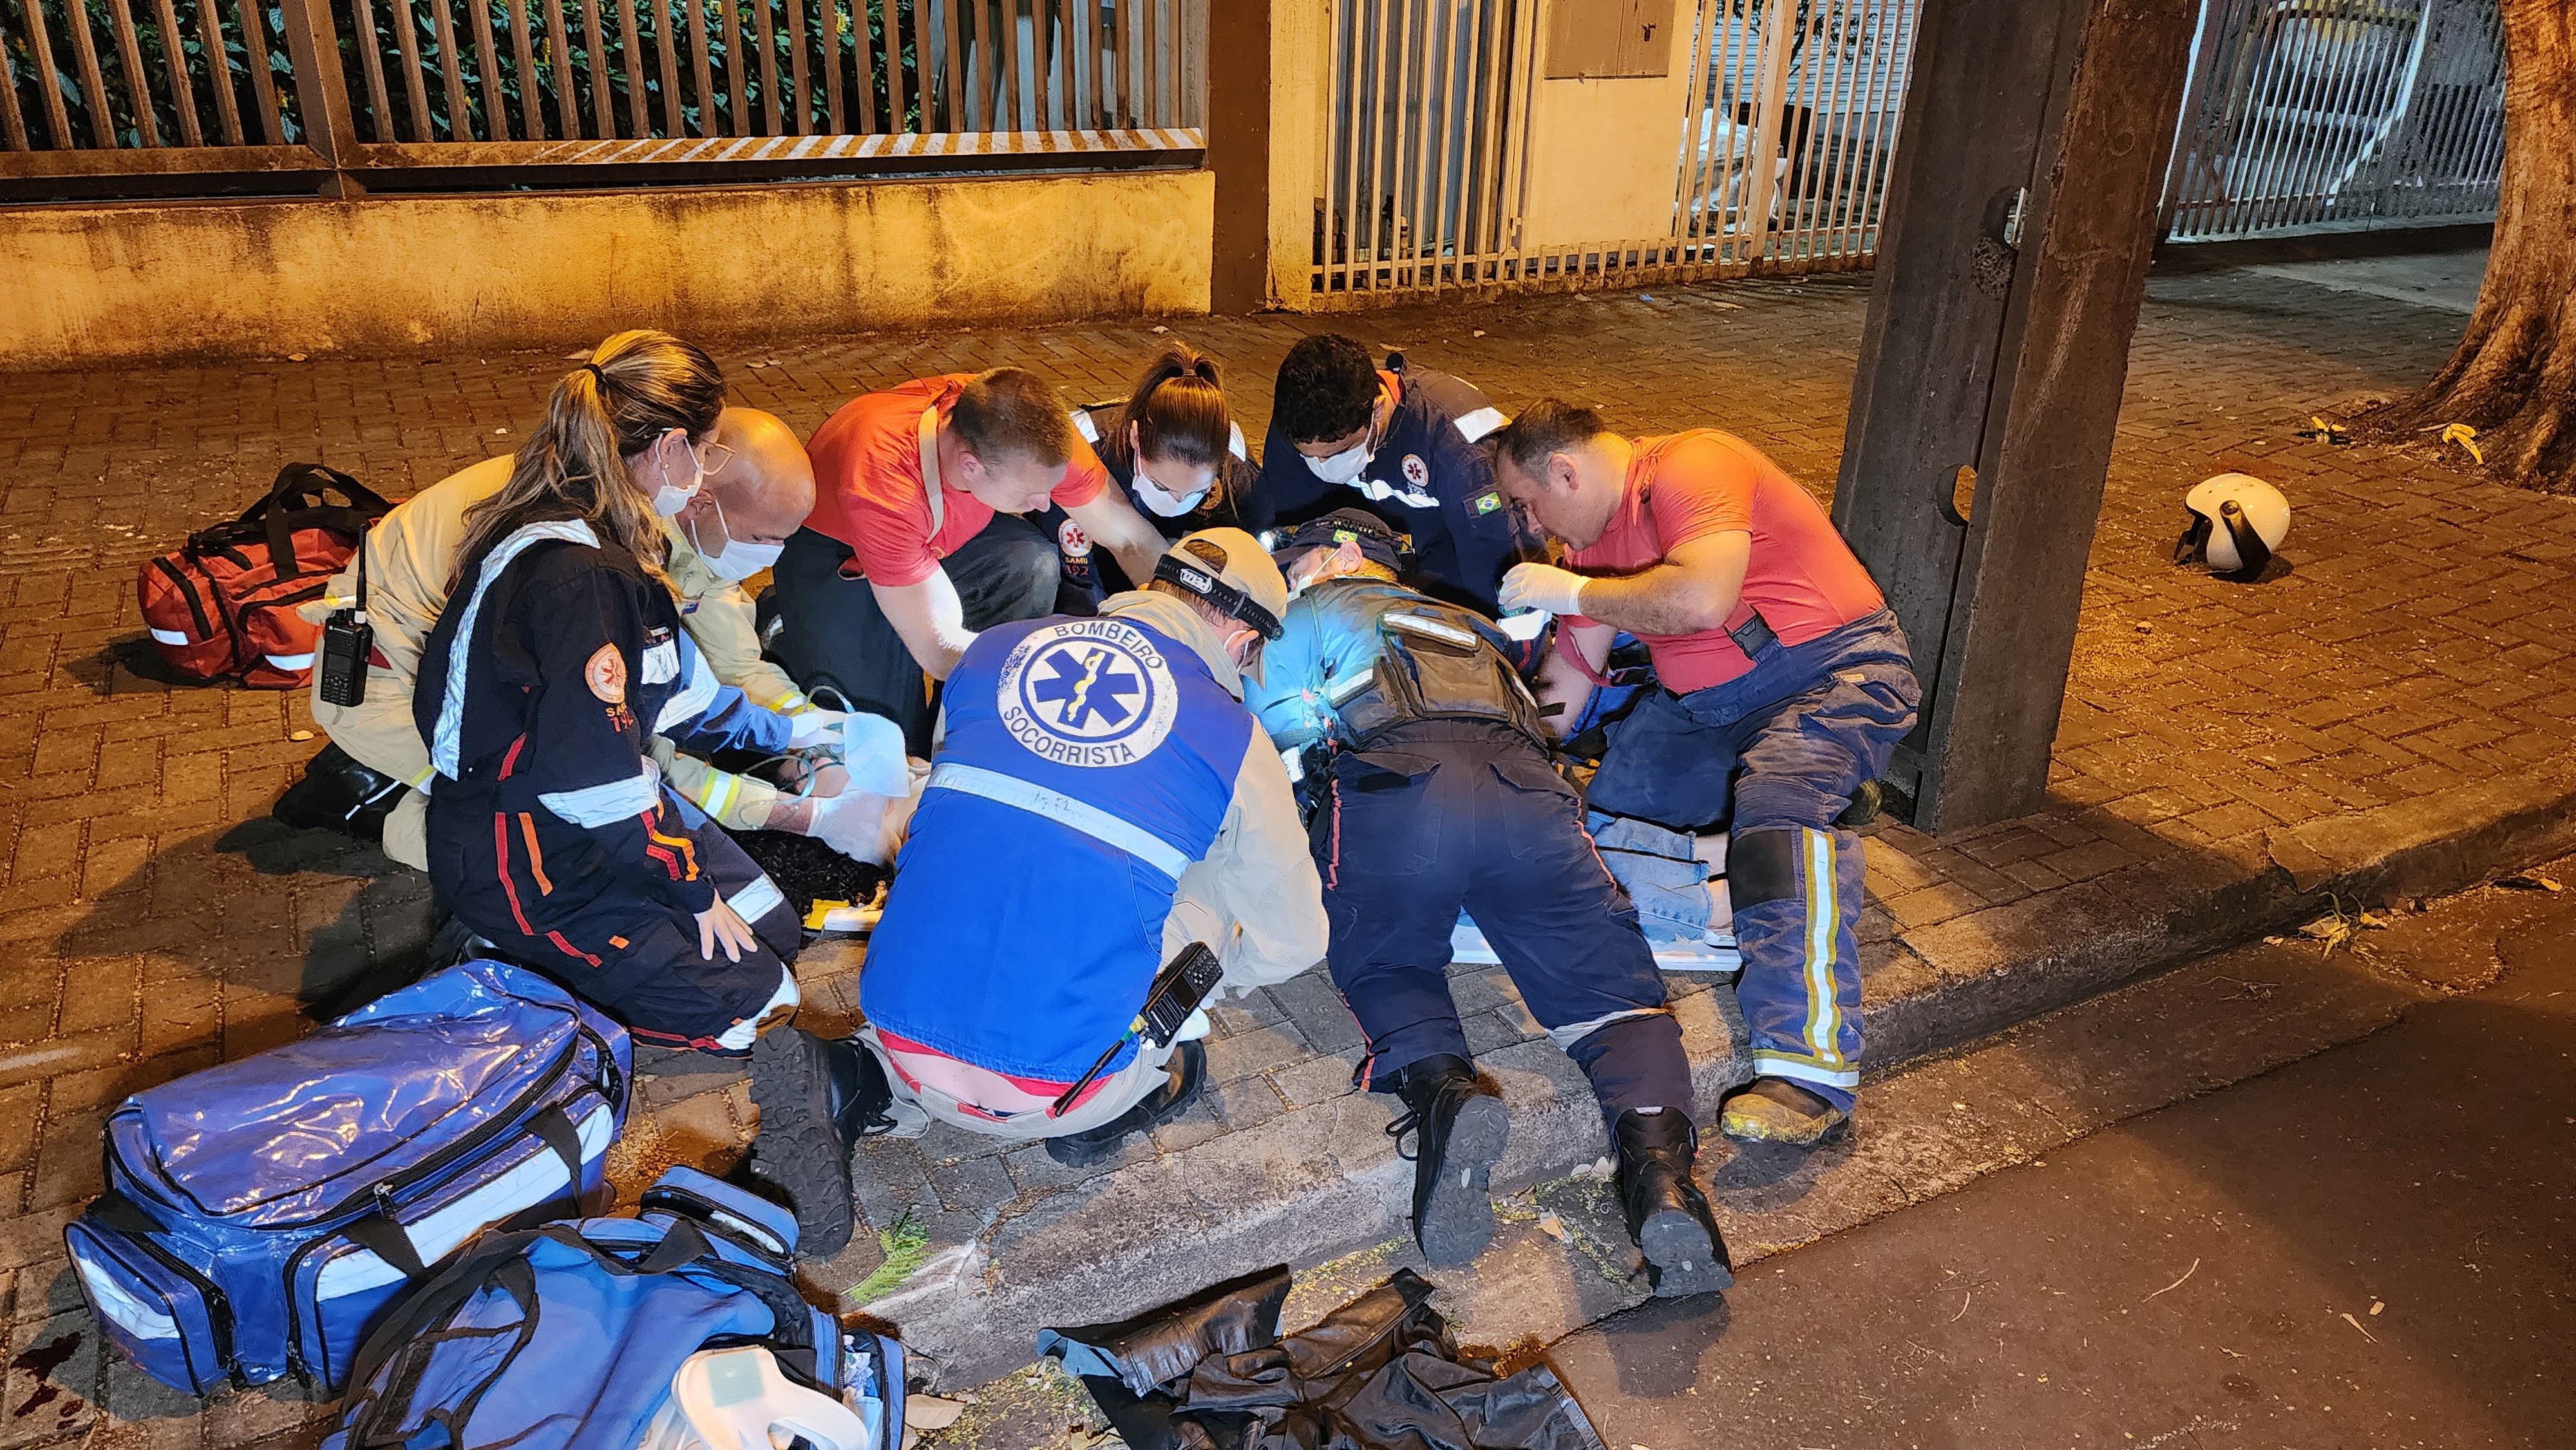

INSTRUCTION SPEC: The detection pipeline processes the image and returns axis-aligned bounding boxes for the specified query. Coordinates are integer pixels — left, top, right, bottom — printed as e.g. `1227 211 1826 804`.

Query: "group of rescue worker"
292 325 1919 1297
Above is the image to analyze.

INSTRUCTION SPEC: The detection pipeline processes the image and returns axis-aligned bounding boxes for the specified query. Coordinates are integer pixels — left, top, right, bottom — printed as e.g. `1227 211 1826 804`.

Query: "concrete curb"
880 767 2576 1388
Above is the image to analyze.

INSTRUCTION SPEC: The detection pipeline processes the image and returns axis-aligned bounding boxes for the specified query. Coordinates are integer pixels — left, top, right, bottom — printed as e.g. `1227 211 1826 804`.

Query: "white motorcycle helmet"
2175 473 2290 581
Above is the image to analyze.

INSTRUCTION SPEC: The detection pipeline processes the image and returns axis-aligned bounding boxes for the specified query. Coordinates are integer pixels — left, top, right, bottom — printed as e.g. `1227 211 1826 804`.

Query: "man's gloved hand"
1499 561 1589 617
807 788 897 865
786 708 849 750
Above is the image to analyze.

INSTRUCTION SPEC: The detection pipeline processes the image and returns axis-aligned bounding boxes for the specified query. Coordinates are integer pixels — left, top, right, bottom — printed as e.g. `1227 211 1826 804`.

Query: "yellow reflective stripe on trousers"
1803 827 1844 1066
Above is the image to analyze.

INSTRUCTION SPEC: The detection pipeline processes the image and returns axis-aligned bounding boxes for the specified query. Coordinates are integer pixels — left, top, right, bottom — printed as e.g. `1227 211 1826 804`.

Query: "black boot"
749 1026 860 1259
1615 1107 1732 1296
1387 1054 1510 1267
1044 1040 1209 1169
828 1037 929 1142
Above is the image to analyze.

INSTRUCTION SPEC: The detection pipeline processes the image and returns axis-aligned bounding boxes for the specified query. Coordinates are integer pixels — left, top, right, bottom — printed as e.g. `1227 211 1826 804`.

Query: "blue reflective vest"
862 610 1255 1082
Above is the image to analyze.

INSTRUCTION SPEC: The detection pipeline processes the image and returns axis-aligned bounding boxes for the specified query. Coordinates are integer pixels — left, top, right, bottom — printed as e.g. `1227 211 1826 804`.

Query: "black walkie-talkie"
1048 941 1226 1118
316 530 374 708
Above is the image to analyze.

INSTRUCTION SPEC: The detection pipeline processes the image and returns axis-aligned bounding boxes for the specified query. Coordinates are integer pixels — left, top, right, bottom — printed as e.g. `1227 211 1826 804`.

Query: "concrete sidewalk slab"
5 245 2576 1443
842 759 2576 1391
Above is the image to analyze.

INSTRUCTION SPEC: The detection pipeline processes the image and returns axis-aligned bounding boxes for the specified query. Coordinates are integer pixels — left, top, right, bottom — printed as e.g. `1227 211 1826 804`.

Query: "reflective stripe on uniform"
431 519 600 778
653 636 720 732
1800 827 1847 1068
1751 1051 1861 1090
641 639 681 683
925 761 1195 881
539 766 659 827
727 874 786 925
697 769 742 823
714 967 800 1052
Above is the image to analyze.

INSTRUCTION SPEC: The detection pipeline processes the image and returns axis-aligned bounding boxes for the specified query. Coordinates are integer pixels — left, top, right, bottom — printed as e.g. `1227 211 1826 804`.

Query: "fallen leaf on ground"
1539 1212 1568 1241
289 730 314 742
2498 874 2562 893
905 1394 968 1431
2369 1300 2385 1315
2340 1312 2378 1343
2441 422 2483 464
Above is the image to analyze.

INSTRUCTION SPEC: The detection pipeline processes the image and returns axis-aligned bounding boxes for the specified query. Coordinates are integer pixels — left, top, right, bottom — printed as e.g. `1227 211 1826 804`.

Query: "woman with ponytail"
1039 340 1262 610
414 330 892 1259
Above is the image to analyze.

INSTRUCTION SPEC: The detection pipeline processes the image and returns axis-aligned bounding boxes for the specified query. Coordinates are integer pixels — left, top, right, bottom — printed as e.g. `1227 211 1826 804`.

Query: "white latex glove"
786 708 848 749
807 788 899 865
1499 561 1589 617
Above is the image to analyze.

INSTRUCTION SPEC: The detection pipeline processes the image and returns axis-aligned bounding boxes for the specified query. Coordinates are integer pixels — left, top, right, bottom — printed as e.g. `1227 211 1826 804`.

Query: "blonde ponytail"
452 330 726 596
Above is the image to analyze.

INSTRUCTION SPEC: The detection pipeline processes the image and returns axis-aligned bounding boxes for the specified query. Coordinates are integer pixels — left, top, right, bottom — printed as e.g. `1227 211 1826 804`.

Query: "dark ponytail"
1114 341 1231 476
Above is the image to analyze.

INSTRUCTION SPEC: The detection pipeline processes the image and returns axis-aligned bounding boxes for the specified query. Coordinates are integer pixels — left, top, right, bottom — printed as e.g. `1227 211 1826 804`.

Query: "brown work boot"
1718 1077 1852 1147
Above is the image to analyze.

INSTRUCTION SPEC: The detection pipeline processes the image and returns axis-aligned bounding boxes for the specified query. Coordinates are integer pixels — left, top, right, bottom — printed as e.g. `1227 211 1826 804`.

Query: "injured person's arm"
1164 727 1329 992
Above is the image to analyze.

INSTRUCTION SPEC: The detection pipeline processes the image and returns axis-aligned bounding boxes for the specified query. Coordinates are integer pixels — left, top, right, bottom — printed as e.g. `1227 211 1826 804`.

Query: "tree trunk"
2360 0 2576 488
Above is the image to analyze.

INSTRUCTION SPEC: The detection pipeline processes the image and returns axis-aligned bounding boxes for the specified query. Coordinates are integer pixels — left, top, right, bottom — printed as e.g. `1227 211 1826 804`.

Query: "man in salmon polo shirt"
1489 400 1918 1151
766 368 1173 755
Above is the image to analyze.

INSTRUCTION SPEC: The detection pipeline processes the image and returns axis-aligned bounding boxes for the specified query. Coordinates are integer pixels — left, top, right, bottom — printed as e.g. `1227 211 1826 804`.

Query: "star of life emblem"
996 618 1180 767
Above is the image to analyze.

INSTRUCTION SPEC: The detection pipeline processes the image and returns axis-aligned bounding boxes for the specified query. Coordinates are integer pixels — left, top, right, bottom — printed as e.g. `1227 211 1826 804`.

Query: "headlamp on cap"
1155 539 1285 641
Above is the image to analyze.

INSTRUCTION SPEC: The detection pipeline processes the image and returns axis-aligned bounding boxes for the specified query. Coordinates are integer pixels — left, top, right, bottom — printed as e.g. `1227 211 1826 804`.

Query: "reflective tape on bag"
266 653 316 671
149 628 191 646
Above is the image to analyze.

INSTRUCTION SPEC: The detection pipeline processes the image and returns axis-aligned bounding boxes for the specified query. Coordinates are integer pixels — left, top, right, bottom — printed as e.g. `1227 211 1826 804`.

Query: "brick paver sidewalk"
3 250 2563 1448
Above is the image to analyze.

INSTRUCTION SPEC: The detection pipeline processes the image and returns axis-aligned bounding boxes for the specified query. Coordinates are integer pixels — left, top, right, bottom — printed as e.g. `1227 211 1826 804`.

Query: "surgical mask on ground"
651 435 705 518
1303 438 1374 485
1131 464 1207 518
686 495 782 581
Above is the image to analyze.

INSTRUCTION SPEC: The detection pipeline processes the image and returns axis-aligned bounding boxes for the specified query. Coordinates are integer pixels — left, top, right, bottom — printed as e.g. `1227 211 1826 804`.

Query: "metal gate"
1671 0 1918 273
2161 0 2506 241
1309 0 1920 304
1311 0 1537 299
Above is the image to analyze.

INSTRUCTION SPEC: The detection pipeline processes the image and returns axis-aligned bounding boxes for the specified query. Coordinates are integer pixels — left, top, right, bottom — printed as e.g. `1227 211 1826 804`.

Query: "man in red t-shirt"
1489 401 1918 1151
766 368 1170 753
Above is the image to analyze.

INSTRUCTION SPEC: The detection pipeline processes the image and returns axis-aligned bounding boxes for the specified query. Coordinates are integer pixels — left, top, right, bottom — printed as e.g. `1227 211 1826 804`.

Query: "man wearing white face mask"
293 406 912 871
1244 334 1542 618
1035 341 1261 613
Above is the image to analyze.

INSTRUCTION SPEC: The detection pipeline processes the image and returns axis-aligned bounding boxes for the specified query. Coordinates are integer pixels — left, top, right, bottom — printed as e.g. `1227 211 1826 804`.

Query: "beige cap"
1154 527 1289 639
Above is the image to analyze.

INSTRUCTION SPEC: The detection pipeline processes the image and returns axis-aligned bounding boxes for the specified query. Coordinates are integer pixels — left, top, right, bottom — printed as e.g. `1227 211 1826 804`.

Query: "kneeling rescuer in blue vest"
855 529 1329 1167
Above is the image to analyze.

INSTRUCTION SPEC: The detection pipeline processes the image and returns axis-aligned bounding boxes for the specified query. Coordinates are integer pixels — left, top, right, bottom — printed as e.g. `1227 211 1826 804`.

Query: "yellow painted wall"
0 169 1213 370
1267 0 1331 310
1519 1 1695 251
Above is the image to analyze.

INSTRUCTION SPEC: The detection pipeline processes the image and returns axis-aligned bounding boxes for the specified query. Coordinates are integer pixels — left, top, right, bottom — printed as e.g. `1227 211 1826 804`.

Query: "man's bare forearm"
1572 564 1739 637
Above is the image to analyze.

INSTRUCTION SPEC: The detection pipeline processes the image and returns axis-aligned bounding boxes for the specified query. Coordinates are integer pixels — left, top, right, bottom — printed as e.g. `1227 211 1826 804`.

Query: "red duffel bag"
138 464 391 688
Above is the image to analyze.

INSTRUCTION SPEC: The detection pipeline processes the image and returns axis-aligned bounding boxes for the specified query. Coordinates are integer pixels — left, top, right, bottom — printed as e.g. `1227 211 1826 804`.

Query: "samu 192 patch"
583 643 627 703
1473 491 1504 515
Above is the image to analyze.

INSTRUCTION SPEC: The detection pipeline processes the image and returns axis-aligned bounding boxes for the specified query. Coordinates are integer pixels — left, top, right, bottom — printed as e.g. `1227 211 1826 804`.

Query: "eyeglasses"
698 441 737 478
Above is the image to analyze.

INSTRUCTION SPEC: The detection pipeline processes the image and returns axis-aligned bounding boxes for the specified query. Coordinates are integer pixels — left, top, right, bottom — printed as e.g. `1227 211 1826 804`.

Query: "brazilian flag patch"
1473 491 1504 515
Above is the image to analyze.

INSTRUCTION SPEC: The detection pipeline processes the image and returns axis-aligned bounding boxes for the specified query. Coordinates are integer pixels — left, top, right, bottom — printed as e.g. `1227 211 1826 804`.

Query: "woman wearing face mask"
413 330 896 1258
1034 341 1260 613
